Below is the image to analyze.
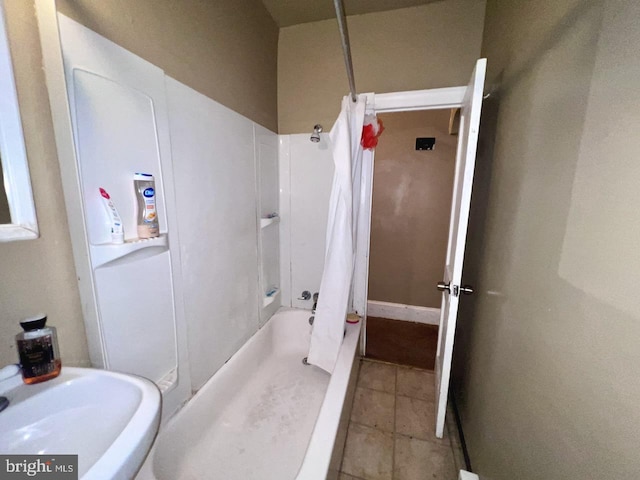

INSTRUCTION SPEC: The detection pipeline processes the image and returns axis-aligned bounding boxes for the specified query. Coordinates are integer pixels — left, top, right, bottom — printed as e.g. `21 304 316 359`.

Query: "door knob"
437 281 450 293
460 285 474 295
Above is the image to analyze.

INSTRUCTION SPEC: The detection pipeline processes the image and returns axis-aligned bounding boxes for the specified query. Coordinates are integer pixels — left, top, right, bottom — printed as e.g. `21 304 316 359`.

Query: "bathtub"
136 307 361 480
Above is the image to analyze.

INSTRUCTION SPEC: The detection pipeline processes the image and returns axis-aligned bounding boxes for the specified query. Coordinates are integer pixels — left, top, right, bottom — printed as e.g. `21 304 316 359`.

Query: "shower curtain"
307 95 366 373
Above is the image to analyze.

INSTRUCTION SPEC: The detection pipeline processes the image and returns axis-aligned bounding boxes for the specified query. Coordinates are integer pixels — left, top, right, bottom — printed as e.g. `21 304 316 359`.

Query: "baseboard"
458 471 479 480
367 300 440 325
451 390 473 473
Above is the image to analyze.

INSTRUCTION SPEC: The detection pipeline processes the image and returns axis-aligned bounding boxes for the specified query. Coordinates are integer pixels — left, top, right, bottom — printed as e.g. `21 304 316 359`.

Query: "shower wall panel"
166 78 266 391
279 134 334 309
57 14 191 419
51 12 280 418
256 124 281 325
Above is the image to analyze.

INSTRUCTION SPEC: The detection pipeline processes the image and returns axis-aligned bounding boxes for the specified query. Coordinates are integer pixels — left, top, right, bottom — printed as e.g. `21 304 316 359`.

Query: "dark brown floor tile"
365 317 438 370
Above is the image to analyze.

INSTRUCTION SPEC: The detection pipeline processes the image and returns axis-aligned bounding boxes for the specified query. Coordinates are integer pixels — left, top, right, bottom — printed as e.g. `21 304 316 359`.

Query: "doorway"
365 109 458 369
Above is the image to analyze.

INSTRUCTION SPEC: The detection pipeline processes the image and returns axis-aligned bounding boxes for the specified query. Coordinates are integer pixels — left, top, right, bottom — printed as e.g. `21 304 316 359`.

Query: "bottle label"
135 179 159 238
142 188 157 224
17 336 57 378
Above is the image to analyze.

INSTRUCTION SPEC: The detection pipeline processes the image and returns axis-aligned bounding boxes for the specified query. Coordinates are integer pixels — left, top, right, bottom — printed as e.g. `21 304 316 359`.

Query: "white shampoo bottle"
99 187 124 244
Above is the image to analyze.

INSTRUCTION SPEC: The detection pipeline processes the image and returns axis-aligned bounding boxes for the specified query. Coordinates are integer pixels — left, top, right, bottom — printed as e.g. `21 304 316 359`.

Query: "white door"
434 58 486 437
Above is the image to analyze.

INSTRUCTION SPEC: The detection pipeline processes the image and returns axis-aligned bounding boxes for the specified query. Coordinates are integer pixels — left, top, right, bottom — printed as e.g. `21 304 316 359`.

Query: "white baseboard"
367 300 440 325
458 471 479 480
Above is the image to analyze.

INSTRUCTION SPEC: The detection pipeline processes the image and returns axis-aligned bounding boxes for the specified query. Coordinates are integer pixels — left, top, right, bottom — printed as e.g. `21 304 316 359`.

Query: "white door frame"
353 85 467 354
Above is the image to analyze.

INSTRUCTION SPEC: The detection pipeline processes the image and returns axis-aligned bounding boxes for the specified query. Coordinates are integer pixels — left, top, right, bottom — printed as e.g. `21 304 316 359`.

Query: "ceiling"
261 0 442 27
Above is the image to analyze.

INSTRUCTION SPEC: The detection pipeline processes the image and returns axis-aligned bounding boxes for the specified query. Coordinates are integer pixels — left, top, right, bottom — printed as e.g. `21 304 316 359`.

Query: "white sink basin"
0 366 161 479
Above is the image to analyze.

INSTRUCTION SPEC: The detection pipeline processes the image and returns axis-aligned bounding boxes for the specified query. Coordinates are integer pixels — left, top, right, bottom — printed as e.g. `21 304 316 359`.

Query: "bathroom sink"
0 365 161 479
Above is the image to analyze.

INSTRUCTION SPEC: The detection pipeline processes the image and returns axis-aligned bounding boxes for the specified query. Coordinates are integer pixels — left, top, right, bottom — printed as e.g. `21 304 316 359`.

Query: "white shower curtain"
307 95 366 373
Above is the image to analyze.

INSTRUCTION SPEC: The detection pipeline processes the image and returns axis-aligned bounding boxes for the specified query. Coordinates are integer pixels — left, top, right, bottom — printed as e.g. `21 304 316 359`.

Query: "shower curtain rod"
333 0 357 102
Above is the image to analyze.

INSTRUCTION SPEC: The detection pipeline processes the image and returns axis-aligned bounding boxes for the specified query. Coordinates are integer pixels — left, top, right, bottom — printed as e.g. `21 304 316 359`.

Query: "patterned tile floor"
339 359 465 480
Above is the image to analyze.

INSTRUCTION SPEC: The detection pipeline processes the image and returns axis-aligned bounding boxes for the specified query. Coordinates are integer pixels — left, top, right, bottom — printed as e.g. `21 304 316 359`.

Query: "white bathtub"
136 307 361 480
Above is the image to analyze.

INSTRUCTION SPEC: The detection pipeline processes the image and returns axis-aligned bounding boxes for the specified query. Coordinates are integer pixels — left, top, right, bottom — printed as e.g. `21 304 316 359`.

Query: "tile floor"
339 359 465 480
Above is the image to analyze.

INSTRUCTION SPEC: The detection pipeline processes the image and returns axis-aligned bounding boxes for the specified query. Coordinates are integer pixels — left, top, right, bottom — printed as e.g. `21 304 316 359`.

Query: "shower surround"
40 10 363 479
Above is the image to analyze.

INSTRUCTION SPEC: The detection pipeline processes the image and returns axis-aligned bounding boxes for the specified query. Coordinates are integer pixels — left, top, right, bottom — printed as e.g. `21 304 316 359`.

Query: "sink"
0 365 161 479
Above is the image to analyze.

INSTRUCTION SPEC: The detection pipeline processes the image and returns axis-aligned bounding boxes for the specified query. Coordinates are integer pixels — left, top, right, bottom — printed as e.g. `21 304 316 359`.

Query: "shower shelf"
90 234 169 269
260 216 280 229
263 288 280 308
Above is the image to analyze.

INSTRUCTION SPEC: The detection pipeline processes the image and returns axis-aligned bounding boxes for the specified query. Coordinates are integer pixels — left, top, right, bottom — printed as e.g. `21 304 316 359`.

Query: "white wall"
167 78 279 391
279 133 334 310
44 7 281 411
53 14 192 419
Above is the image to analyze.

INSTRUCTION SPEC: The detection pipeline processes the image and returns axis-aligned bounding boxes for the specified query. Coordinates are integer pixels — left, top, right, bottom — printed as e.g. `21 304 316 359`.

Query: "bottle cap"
20 314 47 331
112 231 125 244
134 173 154 181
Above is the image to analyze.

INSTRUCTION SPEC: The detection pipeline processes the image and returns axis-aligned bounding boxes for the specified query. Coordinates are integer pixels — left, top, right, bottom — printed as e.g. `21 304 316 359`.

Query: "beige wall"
0 1 88 367
453 0 640 478
368 110 455 308
278 0 486 134
57 0 279 132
